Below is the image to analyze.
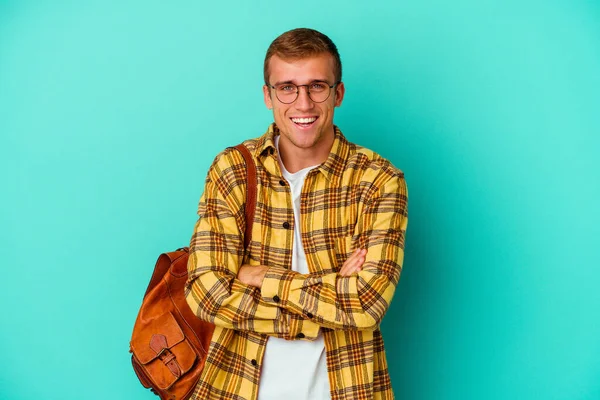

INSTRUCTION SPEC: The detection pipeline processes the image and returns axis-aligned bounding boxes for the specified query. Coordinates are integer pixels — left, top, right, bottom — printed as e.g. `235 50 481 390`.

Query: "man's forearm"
237 249 366 288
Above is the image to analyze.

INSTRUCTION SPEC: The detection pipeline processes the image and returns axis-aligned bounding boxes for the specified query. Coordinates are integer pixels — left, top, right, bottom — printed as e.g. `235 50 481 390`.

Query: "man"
185 28 408 400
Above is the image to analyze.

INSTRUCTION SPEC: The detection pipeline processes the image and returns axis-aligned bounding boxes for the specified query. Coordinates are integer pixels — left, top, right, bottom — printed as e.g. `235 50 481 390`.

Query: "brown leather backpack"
129 144 257 400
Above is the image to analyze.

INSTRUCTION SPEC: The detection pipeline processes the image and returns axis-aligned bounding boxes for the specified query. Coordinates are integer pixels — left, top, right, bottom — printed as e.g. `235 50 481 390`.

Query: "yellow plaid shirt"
185 123 408 400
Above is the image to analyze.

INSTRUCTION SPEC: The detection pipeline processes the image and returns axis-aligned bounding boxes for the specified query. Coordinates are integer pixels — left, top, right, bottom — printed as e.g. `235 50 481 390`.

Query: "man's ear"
334 82 345 107
263 85 273 109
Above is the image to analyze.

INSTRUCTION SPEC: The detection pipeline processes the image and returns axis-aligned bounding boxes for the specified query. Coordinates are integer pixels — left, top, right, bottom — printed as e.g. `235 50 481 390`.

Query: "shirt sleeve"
260 172 408 331
184 149 319 340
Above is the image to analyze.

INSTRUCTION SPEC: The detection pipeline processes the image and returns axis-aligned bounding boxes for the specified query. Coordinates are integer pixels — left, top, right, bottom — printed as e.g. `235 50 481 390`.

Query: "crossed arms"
237 248 367 288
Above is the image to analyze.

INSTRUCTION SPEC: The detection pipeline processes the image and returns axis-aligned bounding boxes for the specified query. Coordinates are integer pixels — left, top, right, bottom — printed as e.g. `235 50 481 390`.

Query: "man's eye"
278 85 296 92
310 82 327 91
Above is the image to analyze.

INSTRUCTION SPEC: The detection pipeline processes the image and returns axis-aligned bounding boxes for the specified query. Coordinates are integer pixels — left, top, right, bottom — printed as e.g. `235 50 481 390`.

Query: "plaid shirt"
185 124 408 400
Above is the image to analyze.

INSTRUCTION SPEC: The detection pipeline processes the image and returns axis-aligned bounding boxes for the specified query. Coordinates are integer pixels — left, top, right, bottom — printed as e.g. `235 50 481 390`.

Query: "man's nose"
294 86 314 110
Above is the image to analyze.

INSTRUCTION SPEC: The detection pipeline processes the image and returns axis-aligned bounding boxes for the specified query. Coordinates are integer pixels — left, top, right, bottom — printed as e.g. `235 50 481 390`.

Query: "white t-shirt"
257 136 331 400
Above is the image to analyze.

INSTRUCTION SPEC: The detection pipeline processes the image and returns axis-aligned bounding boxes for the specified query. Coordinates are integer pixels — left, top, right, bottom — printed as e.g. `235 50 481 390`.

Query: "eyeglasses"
268 81 340 104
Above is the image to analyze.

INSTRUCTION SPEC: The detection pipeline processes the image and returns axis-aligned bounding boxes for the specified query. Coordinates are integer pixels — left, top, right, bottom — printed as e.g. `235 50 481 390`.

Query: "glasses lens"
307 81 331 103
275 84 298 104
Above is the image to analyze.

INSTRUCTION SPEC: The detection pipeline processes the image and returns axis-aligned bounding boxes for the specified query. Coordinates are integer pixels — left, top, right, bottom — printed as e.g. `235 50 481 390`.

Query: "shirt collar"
255 123 351 183
254 123 278 158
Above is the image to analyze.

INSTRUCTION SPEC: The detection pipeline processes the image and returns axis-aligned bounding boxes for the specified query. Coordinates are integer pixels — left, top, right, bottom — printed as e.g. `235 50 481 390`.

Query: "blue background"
1 1 599 399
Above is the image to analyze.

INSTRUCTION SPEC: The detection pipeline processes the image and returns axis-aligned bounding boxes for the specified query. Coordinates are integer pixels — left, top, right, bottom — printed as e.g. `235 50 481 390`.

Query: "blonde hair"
264 28 342 85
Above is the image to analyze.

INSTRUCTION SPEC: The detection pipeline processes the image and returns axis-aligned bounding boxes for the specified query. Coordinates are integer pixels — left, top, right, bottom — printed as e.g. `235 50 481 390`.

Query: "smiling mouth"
291 116 318 128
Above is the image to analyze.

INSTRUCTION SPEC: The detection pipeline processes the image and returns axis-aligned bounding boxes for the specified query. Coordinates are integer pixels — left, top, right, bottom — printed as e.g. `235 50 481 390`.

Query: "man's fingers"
340 249 360 272
339 249 367 276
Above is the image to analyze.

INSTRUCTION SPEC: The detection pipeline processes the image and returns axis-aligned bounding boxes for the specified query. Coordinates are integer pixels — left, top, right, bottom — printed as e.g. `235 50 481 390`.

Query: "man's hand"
238 265 269 288
339 249 367 277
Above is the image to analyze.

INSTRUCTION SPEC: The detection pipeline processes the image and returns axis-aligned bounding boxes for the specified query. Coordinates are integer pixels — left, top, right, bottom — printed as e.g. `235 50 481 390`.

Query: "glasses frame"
268 80 341 104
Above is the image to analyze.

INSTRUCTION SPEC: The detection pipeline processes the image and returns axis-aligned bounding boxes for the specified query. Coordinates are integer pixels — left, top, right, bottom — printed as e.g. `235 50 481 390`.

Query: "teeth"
291 117 317 124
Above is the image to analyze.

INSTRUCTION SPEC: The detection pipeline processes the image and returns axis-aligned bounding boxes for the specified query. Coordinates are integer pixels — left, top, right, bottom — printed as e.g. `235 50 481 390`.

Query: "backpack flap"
130 312 197 390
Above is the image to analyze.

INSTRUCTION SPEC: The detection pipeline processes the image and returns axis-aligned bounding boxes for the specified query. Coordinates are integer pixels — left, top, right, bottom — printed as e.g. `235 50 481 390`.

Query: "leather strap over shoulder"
232 143 257 250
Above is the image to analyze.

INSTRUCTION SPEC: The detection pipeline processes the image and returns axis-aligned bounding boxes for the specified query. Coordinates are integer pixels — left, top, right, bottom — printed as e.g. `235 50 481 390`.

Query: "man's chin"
280 131 318 150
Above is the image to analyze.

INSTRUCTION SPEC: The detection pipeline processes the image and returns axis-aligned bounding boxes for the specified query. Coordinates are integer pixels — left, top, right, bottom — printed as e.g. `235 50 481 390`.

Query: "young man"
185 28 408 400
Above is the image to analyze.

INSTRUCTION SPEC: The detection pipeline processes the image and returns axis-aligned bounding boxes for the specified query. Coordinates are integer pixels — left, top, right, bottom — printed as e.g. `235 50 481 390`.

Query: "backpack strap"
232 143 257 250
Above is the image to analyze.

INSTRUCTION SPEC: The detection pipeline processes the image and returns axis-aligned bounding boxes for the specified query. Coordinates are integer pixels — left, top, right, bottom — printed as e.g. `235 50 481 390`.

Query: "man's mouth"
291 116 318 128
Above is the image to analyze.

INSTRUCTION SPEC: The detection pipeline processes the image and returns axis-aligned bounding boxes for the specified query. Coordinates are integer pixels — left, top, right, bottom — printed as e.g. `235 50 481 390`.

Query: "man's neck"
277 131 335 174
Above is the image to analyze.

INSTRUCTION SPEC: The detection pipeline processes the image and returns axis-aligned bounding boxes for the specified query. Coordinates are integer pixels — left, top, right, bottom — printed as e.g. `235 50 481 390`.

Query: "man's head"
263 28 345 170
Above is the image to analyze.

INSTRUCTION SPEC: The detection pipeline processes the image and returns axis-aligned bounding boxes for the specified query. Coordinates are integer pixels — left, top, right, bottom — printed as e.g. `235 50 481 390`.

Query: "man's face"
263 53 345 156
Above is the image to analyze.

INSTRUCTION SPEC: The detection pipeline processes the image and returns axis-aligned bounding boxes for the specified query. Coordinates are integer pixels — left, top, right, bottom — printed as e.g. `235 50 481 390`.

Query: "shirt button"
273 295 280 303
296 333 305 339
279 179 286 186
306 312 314 319
283 221 290 229
251 359 258 367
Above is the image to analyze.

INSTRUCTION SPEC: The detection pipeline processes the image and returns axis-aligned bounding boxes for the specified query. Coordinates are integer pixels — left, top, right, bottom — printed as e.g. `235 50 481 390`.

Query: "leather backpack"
129 144 257 400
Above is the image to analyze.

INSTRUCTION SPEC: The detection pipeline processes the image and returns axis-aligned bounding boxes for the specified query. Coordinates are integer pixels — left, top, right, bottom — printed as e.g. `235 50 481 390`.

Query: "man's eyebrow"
271 80 295 86
271 79 330 86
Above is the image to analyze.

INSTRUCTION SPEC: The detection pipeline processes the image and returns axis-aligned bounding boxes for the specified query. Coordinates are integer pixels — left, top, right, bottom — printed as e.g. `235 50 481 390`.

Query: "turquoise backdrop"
1 1 599 399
